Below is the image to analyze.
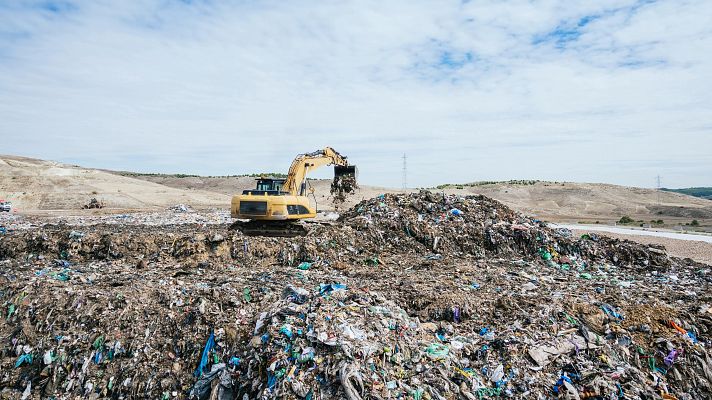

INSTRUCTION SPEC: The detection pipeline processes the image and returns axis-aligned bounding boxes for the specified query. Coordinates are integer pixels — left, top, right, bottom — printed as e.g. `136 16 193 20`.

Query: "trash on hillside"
0 191 710 398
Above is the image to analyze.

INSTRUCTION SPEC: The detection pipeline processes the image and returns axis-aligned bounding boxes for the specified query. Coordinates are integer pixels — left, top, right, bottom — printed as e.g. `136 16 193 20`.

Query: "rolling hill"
0 155 228 212
1 155 710 228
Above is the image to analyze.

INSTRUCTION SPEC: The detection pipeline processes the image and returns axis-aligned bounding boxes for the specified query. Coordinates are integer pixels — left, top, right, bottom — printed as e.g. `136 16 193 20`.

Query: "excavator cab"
243 178 287 195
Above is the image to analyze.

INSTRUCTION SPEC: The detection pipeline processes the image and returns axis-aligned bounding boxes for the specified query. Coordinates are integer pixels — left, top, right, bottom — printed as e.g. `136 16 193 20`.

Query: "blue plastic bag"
194 331 215 377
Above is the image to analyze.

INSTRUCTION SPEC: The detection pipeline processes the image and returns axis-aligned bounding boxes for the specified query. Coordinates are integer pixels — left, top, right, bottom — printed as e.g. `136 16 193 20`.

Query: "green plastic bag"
425 343 449 359
243 287 252 303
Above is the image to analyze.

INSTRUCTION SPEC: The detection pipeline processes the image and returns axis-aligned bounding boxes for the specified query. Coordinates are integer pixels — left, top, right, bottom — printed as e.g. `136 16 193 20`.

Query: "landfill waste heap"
1 191 711 399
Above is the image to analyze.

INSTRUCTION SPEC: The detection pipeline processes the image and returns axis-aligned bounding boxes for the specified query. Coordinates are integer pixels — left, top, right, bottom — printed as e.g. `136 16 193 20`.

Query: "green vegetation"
661 187 712 200
691 219 700 226
118 172 200 178
618 216 634 224
435 180 544 189
238 172 287 178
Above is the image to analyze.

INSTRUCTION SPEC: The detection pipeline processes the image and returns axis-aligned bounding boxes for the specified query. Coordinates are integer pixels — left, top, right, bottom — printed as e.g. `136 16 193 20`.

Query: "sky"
1 0 711 188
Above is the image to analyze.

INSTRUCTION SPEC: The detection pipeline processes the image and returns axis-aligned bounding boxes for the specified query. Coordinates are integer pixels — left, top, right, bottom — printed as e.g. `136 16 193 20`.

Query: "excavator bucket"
334 165 357 177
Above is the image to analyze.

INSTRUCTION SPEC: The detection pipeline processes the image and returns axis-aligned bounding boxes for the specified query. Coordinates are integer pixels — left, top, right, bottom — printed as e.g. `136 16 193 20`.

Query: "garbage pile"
224 280 712 400
0 210 231 230
1 191 711 399
0 192 680 270
0 213 34 232
0 258 259 399
336 192 676 270
170 204 194 213
230 283 539 400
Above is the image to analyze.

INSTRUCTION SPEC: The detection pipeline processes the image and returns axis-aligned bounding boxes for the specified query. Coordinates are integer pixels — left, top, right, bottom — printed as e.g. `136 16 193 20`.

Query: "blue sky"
1 0 711 188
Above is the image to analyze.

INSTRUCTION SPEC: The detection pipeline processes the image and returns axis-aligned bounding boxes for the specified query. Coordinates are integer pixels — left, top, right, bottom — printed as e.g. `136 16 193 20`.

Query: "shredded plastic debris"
1 191 711 399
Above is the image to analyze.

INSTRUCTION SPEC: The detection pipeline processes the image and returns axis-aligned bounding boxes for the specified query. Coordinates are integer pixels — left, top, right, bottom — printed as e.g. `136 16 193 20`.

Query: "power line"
656 175 662 205
402 153 407 191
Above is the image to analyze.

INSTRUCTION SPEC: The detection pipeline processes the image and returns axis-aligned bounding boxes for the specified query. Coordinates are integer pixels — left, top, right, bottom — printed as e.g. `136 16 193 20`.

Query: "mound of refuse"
336 191 676 270
1 191 712 399
0 192 683 272
239 191 680 278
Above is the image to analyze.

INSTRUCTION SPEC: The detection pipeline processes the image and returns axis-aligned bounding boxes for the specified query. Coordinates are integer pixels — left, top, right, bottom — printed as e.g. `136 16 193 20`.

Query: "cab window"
256 180 272 191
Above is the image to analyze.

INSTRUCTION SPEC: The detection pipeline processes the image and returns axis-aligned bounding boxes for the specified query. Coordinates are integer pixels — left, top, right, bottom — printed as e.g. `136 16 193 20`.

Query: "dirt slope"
115 173 401 212
2 155 710 225
129 174 712 224
441 181 712 223
0 155 229 212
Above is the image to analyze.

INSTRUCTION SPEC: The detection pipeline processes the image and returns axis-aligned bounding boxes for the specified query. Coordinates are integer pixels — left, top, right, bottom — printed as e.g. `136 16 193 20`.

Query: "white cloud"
0 0 711 188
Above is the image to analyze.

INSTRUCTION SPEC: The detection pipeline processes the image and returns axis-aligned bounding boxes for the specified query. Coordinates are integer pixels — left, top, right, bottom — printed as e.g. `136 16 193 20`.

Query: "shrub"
618 216 634 224
691 220 700 226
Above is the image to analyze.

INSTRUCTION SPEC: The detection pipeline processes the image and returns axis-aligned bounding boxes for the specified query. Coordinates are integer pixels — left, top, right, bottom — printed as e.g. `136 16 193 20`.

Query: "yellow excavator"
230 147 357 236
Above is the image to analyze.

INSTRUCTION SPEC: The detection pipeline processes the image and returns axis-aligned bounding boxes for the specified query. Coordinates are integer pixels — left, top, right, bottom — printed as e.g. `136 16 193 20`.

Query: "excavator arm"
283 147 353 196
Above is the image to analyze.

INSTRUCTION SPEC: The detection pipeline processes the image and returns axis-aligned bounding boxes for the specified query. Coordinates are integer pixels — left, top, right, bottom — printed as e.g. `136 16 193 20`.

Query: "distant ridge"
662 187 712 200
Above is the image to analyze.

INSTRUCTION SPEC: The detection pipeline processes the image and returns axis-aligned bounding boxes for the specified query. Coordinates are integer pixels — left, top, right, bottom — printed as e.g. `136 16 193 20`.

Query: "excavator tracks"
229 220 309 237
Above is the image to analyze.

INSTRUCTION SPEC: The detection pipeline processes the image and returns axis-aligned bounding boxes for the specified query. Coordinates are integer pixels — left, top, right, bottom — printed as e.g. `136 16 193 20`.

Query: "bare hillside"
0 155 229 212
126 173 712 225
440 181 712 224
2 156 710 227
113 173 400 212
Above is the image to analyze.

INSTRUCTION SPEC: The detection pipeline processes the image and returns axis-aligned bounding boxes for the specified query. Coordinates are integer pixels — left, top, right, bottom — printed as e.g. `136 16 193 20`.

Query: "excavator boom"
283 148 353 196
